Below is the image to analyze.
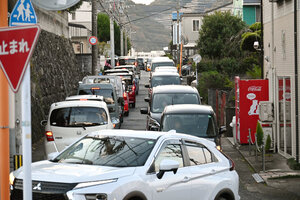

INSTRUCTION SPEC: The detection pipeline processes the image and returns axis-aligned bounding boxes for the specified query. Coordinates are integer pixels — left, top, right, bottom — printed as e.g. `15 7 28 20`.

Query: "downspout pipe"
294 0 299 163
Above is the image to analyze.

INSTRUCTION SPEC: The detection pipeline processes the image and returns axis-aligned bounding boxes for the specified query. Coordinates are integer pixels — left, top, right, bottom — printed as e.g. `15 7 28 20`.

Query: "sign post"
192 54 202 86
9 1 38 199
0 25 40 200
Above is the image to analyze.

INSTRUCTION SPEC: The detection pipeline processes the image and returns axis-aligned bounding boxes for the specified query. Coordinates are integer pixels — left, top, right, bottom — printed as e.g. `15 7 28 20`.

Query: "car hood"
150 112 162 124
14 160 136 183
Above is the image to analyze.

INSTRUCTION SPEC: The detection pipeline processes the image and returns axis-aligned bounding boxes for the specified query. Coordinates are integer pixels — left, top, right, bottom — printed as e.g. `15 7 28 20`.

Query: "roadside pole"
120 26 124 56
179 42 183 76
0 0 10 199
176 0 180 67
110 16 115 67
92 0 98 75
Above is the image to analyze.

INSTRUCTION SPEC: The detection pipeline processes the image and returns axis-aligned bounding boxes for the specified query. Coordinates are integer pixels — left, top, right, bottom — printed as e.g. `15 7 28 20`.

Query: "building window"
72 13 76 20
193 20 199 32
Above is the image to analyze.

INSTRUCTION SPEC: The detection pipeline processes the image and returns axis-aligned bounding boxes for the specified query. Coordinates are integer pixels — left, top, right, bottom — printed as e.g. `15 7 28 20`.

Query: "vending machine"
235 77 269 144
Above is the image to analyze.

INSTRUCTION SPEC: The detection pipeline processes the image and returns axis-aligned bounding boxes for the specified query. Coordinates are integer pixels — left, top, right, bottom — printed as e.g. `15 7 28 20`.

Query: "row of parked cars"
9 56 240 200
39 57 141 159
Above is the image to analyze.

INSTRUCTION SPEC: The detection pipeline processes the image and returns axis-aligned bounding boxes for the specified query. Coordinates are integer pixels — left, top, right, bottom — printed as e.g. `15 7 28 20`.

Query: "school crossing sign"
9 0 37 27
0 25 41 92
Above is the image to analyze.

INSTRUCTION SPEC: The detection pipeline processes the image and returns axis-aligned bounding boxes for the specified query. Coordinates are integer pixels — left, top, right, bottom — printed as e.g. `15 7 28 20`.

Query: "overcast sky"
131 0 155 5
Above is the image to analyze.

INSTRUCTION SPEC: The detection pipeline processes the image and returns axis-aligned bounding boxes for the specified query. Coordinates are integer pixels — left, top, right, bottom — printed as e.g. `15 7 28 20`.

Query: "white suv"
10 130 240 200
41 95 114 159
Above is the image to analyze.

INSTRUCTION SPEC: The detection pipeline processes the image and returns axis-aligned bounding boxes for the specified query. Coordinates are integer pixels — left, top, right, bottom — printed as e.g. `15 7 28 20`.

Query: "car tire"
125 111 129 116
132 103 136 108
128 198 142 200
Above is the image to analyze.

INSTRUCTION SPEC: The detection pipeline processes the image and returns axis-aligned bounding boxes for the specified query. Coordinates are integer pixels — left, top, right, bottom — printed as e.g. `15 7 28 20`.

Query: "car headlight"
74 179 117 190
9 173 15 186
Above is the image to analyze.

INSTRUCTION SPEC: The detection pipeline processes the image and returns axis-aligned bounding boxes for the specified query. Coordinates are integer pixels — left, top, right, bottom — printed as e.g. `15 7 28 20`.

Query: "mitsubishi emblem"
33 182 42 191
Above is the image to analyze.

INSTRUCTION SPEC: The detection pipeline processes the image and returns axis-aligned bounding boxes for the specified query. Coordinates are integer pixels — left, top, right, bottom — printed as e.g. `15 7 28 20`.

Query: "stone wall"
30 30 86 143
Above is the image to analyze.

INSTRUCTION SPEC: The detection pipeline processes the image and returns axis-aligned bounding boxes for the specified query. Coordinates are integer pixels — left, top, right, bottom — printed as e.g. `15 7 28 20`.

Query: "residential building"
68 1 92 54
263 0 300 161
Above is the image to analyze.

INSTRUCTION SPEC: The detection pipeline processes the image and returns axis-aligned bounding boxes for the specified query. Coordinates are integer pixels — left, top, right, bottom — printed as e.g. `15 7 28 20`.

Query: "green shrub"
240 32 261 52
265 134 271 152
256 121 263 147
287 158 300 170
249 22 261 32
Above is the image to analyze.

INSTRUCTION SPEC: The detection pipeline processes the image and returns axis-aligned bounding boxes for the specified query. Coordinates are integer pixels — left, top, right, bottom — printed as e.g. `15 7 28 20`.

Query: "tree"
197 11 246 59
97 13 122 56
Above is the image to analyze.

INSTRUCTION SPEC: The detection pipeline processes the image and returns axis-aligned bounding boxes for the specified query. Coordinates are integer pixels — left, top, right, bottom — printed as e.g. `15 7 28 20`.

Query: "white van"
41 96 114 159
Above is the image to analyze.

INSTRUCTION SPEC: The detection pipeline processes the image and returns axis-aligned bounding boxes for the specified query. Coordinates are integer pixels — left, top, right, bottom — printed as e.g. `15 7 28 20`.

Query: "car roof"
51 99 107 109
152 71 179 77
86 129 216 146
163 104 214 114
78 83 114 89
66 95 104 101
105 69 130 73
152 85 199 94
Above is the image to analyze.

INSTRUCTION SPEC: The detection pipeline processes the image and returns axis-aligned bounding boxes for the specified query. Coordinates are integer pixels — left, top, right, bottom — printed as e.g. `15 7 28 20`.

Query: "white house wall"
263 0 300 158
35 7 69 37
182 16 203 44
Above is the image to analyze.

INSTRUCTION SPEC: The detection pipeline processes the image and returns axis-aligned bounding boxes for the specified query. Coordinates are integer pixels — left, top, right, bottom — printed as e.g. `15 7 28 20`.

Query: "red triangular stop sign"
0 25 41 92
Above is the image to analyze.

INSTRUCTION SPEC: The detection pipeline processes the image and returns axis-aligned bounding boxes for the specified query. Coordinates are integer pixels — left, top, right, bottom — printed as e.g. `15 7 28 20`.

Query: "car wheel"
120 116 123 123
132 103 136 108
128 198 142 200
124 111 129 116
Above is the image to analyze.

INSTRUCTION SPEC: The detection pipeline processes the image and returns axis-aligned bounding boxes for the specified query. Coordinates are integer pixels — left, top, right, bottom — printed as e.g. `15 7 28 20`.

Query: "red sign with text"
0 25 40 92
235 78 269 144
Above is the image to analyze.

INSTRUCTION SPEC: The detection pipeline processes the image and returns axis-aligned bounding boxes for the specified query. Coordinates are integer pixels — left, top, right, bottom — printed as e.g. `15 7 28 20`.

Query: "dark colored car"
160 104 226 148
137 57 145 70
118 56 137 66
140 85 201 130
102 72 137 108
77 83 122 128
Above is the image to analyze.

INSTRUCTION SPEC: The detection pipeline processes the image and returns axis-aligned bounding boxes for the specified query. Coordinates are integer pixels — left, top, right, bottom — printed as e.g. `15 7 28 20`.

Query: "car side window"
154 144 183 172
185 142 215 166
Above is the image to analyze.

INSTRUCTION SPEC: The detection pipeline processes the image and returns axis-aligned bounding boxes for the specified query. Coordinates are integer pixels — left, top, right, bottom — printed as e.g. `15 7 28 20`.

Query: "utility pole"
176 0 180 69
110 15 115 67
121 26 124 56
92 0 98 75
125 31 128 56
0 0 10 199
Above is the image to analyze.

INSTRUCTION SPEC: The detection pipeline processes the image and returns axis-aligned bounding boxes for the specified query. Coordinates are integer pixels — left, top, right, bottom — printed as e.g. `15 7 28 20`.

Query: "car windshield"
151 62 174 71
50 107 108 127
53 136 156 167
162 114 217 138
78 88 115 104
151 76 180 87
119 59 136 65
151 93 199 113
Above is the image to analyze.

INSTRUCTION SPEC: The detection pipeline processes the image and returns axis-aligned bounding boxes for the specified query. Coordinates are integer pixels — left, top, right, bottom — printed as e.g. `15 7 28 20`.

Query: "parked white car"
41 95 114 159
10 130 240 200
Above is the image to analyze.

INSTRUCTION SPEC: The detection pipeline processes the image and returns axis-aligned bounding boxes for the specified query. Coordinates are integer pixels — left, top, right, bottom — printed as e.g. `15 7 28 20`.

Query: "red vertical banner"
236 78 269 144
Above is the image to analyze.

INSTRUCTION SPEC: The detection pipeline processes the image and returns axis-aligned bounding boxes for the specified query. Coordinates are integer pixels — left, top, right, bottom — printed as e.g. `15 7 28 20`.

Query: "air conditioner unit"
259 101 273 122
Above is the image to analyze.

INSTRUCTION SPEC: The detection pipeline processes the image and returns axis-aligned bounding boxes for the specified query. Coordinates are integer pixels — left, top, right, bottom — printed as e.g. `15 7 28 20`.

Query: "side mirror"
140 107 148 114
219 126 227 135
40 120 47 126
150 126 160 131
145 84 150 88
144 97 150 102
108 107 116 113
157 159 179 179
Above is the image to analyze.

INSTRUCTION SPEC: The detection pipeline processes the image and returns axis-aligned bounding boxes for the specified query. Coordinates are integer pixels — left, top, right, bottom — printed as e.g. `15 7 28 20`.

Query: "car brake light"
123 92 127 98
132 84 136 91
218 149 235 171
80 99 88 101
91 87 100 90
45 131 54 141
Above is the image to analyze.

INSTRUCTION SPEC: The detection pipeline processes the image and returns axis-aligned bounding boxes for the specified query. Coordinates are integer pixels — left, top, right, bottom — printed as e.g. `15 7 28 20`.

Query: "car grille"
11 179 77 200
11 189 68 200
